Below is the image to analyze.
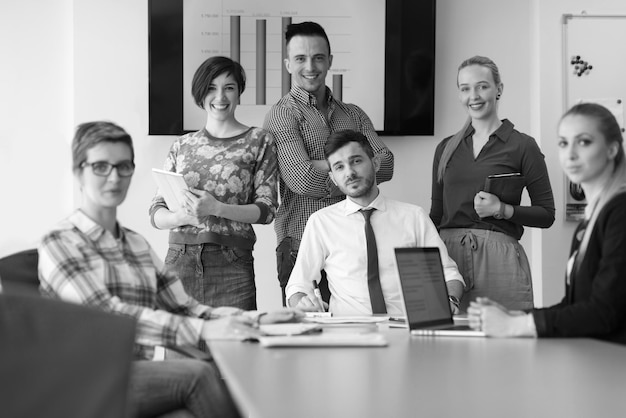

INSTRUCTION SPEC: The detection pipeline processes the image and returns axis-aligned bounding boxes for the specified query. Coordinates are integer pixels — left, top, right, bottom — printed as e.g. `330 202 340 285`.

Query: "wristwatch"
493 202 506 220
448 295 461 308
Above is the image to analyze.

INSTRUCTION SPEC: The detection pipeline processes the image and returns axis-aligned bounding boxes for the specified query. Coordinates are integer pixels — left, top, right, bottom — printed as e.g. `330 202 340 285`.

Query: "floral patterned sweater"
149 127 278 250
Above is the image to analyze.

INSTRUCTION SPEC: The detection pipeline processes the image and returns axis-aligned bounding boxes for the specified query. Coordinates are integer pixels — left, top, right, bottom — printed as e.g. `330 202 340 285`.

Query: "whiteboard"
562 14 626 220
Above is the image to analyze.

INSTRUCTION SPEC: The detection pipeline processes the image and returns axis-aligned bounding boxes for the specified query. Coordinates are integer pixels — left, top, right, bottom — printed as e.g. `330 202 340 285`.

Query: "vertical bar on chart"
230 16 241 63
332 74 343 101
281 17 292 95
256 19 266 105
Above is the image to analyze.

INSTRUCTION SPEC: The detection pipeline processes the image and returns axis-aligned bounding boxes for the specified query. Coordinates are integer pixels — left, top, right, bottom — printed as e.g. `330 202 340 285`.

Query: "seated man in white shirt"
286 130 465 315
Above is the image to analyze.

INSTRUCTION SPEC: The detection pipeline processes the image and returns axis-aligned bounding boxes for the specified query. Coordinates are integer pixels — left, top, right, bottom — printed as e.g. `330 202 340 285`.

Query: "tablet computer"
151 168 189 211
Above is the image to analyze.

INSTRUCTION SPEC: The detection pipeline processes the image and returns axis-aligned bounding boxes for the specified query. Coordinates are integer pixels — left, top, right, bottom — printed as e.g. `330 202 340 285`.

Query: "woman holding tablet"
150 57 278 310
469 103 626 344
430 56 555 312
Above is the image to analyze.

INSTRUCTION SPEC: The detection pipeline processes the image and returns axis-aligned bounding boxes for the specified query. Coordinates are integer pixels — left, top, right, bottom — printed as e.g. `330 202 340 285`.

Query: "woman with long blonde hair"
469 102 626 344
430 56 555 312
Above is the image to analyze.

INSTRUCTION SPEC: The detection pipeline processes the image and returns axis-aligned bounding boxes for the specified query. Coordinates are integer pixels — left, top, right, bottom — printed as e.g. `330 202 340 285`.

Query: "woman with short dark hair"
150 56 278 310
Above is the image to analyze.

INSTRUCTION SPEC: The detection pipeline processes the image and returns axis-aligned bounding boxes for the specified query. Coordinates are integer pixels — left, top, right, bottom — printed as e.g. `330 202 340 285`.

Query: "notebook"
394 247 485 337
483 172 526 206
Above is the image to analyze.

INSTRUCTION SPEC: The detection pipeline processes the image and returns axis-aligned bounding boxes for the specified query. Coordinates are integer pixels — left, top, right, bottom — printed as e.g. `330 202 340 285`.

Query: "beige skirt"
439 228 533 312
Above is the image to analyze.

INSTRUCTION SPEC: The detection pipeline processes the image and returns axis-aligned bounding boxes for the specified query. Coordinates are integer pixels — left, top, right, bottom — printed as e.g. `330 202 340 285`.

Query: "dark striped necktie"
360 208 386 314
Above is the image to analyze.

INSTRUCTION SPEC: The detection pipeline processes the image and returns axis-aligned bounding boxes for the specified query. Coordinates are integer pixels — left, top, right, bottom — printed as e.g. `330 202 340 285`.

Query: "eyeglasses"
81 160 135 177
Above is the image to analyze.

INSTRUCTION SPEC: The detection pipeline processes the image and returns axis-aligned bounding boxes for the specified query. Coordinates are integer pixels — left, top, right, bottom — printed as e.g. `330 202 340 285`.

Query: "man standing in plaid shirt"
264 21 394 305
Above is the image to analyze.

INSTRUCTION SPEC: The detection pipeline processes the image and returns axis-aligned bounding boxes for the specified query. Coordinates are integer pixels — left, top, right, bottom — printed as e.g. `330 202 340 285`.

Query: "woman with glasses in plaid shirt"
39 121 301 417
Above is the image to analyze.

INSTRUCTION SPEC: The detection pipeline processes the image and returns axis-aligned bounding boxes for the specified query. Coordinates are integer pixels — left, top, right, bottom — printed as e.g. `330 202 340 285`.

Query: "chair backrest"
0 249 40 295
0 293 137 418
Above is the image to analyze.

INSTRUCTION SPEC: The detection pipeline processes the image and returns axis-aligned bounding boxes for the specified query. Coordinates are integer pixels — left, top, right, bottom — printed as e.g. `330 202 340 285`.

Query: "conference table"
208 324 626 418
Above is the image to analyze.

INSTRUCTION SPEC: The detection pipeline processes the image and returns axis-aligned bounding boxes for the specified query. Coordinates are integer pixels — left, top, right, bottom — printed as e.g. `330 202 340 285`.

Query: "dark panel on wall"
382 0 436 135
148 0 183 135
148 0 435 136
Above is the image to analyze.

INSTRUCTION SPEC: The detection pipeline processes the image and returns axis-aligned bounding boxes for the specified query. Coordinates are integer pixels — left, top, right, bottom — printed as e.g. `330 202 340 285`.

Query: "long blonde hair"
562 103 626 266
437 56 502 183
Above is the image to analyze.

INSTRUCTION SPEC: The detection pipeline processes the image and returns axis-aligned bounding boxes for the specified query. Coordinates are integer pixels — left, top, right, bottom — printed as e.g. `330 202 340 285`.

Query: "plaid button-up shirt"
38 210 216 359
263 85 394 246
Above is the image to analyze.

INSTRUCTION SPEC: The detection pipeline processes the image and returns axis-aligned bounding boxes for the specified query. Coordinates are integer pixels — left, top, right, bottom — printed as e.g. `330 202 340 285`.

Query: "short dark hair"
285 21 331 55
324 130 374 160
191 56 246 109
72 121 134 172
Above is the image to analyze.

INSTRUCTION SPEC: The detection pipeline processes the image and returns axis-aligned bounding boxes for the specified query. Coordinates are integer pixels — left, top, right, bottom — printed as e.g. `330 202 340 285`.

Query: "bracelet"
254 312 268 328
448 295 461 308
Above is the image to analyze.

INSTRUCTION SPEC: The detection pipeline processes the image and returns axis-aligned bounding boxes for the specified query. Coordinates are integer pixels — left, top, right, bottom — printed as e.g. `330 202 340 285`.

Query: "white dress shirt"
286 194 464 315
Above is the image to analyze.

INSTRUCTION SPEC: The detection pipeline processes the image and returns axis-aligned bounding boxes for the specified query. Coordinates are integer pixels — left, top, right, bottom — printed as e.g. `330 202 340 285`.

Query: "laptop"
394 247 485 337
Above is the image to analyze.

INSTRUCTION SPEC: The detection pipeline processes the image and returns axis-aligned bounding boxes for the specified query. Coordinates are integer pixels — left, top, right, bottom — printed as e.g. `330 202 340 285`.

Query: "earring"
496 94 501 100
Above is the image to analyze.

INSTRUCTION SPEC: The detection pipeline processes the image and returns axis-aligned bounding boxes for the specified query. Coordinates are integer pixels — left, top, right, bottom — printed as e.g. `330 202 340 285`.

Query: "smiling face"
328 141 380 206
203 72 240 122
285 35 332 102
457 64 502 122
558 113 618 191
78 142 133 213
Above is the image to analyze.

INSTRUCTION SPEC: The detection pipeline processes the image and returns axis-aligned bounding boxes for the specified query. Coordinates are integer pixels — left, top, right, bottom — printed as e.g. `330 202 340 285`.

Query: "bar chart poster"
182 0 385 131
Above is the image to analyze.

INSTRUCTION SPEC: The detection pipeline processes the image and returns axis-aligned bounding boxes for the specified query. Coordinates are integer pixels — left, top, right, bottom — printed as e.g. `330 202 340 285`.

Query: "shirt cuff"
285 284 312 305
511 313 538 337
175 317 204 347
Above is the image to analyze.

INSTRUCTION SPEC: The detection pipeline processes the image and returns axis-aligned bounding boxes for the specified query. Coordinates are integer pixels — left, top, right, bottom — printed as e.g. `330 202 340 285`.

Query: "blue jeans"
127 359 240 418
164 243 256 310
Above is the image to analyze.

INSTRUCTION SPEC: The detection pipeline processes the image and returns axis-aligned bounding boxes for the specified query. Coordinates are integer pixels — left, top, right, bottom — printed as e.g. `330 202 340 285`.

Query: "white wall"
0 0 74 257
534 0 626 306
70 0 536 310
5 0 625 310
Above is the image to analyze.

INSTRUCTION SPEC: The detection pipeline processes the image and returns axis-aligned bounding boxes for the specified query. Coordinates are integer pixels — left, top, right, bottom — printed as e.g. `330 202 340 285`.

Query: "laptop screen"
394 247 453 328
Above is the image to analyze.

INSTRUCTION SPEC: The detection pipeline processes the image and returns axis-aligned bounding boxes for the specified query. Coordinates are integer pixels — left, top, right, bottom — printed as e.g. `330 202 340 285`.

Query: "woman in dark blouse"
468 102 626 344
431 56 554 312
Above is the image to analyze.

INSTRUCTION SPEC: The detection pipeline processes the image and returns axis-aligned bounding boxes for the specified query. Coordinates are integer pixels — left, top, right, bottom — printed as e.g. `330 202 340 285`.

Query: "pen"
388 317 406 323
312 280 326 312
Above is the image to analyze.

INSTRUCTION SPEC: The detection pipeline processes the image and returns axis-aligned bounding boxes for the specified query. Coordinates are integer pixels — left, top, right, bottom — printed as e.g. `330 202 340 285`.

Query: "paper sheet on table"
304 316 389 324
258 333 388 347
259 323 322 336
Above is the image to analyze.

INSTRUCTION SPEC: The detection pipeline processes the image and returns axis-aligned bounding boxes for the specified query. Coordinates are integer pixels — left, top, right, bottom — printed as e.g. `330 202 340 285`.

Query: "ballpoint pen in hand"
312 280 326 312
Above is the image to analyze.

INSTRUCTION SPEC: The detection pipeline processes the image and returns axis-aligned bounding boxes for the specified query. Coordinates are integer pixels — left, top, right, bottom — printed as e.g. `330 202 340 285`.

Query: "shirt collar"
343 193 387 216
290 84 334 107
465 119 515 143
68 209 125 243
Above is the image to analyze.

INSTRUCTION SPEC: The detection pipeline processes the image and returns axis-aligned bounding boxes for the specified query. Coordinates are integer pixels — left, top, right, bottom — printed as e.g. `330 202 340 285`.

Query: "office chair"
0 249 215 416
0 248 40 295
0 293 137 418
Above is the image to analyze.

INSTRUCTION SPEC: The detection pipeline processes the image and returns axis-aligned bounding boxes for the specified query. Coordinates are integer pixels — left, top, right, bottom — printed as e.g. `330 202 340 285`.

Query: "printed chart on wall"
563 14 626 220
182 0 385 131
